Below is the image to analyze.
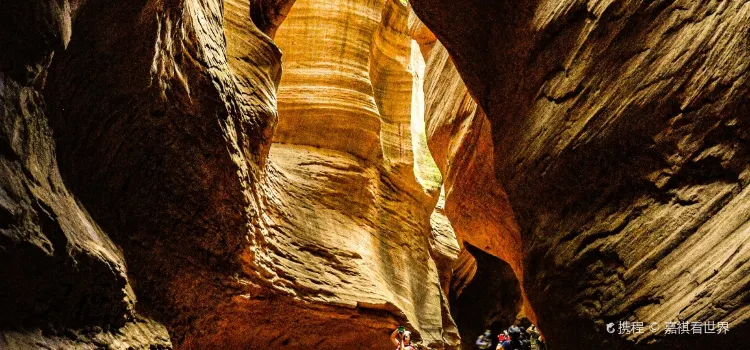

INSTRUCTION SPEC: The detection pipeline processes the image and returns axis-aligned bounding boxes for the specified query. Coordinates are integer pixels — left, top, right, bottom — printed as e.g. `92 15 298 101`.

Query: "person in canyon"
500 326 530 350
475 329 493 349
496 330 509 348
391 326 416 350
526 325 541 350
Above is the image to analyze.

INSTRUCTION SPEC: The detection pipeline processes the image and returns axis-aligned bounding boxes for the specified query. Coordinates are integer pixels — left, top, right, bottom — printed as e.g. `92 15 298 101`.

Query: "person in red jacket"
497 331 508 344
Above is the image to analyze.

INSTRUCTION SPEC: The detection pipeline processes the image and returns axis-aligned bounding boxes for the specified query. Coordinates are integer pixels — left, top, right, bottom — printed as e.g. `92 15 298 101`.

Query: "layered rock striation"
412 0 750 348
273 0 385 161
6 0 743 349
266 0 460 347
3 0 461 349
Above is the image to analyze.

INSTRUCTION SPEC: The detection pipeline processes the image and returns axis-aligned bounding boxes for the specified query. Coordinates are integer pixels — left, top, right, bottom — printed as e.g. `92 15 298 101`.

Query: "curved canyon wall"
0 1 170 348
412 0 750 348
2 0 461 348
4 0 748 349
266 0 460 347
420 38 531 340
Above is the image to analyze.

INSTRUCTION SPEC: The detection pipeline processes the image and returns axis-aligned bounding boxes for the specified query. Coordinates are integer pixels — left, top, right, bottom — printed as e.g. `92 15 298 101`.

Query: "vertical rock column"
370 0 417 177
274 0 385 161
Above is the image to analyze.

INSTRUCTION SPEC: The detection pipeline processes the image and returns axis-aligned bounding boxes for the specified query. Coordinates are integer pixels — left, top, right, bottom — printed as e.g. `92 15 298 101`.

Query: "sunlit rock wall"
370 1 417 176
268 1 460 348
424 41 523 282
273 0 385 161
412 0 750 348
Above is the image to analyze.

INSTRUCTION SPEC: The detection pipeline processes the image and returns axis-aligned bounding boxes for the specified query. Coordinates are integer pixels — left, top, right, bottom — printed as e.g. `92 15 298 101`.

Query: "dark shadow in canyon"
450 243 522 350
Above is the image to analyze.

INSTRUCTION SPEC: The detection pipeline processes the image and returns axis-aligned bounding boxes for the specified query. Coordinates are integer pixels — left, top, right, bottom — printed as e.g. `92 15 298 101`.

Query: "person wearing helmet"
475 329 493 349
391 326 416 350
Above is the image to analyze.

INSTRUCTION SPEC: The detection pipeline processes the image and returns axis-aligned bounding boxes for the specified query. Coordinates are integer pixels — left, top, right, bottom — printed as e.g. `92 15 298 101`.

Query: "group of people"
389 324 546 350
475 325 546 350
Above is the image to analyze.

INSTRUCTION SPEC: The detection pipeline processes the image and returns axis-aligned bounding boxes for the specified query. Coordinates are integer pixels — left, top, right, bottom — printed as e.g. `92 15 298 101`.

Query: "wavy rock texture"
0 1 170 348
370 1 418 175
14 0 746 349
424 42 521 277
412 0 750 348
263 144 453 348
274 0 385 161
268 0 460 347
0 0 461 349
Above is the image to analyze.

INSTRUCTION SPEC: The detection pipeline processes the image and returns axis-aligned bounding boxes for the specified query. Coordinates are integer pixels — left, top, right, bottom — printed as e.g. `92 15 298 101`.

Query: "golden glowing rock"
265 1 459 347
274 0 385 161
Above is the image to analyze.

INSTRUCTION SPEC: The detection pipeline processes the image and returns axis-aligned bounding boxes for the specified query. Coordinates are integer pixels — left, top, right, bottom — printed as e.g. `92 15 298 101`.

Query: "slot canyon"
1 0 748 349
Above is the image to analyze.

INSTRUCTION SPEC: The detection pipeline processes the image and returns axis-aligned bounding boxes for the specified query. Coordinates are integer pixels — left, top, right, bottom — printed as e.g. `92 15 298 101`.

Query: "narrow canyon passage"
1 0 749 349
257 0 527 347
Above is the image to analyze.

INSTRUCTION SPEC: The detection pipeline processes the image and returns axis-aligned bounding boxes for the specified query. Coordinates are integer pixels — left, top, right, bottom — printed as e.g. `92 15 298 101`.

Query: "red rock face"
7 0 457 348
4 0 748 349
422 39 532 318
412 0 750 348
420 38 541 339
43 0 280 346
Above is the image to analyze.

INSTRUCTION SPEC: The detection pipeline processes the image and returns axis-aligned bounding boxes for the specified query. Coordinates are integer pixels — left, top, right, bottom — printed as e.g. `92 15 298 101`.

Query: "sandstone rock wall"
273 0 385 161
371 0 418 174
1 0 462 349
267 0 460 347
9 0 732 348
423 40 523 287
421 37 533 327
263 143 454 348
412 0 750 348
0 1 169 348
44 1 282 346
